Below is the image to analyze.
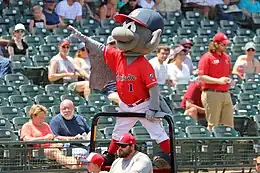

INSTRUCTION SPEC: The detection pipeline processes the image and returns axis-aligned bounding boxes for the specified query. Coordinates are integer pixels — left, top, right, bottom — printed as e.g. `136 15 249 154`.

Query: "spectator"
103 133 153 173
180 39 194 74
154 0 181 12
232 42 260 79
0 39 11 77
180 80 205 120
138 0 155 9
149 45 170 85
167 45 191 85
29 5 46 33
198 32 234 131
20 104 79 169
253 156 260 173
119 0 142 15
94 1 117 21
7 23 28 56
43 0 66 30
55 0 83 23
238 0 260 17
48 39 90 99
79 152 104 173
50 99 90 157
74 42 91 79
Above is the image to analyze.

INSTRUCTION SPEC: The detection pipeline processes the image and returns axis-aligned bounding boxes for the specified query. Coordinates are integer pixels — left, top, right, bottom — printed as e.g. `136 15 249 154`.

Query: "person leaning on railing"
20 104 80 169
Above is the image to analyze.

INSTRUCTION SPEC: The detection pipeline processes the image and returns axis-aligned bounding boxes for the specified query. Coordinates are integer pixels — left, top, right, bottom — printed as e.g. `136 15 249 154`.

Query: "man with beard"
104 133 153 173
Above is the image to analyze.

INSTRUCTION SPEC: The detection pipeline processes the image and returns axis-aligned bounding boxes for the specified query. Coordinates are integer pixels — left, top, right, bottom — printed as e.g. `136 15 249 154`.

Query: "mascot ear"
145 29 162 51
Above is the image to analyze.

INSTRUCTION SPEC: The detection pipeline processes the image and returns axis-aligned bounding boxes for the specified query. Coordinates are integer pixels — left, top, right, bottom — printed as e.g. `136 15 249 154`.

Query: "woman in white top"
167 45 190 86
232 42 260 79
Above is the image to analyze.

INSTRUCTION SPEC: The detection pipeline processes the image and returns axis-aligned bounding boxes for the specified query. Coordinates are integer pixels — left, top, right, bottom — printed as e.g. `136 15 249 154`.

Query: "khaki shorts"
201 91 234 127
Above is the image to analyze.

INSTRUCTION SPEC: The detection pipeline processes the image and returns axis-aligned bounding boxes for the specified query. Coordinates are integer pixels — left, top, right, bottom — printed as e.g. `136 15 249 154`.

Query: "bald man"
50 99 91 157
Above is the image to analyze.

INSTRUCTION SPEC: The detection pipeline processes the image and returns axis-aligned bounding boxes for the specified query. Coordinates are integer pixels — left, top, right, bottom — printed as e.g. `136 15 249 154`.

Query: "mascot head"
112 8 164 55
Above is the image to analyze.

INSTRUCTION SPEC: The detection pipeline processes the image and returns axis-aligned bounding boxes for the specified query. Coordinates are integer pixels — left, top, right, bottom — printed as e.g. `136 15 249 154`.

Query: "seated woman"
7 23 28 56
20 104 79 169
29 5 47 33
232 42 260 79
167 45 191 86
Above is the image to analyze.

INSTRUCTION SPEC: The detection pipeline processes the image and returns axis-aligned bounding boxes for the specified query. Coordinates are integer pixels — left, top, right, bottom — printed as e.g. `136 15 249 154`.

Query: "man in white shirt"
138 0 155 9
55 0 82 23
180 39 194 74
149 45 170 85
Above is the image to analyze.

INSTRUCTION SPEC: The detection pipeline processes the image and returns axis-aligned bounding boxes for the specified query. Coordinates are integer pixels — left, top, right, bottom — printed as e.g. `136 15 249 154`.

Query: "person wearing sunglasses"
104 133 153 173
198 32 234 131
232 42 260 79
119 0 142 15
180 39 194 74
7 23 28 57
48 39 90 99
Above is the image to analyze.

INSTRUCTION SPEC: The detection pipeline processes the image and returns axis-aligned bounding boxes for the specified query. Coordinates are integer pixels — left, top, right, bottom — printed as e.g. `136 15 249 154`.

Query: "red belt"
203 89 228 93
127 98 149 107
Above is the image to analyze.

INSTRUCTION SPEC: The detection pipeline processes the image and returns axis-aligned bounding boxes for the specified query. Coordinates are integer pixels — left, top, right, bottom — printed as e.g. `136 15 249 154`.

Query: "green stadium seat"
233 36 250 45
177 27 195 38
0 96 9 107
0 106 26 120
217 28 236 38
97 116 115 129
79 27 95 37
241 82 258 92
104 126 114 139
32 28 52 36
163 26 176 36
0 18 14 28
32 55 51 67
60 94 86 106
45 35 64 45
233 115 251 136
45 84 69 98
81 18 101 29
53 28 70 37
174 115 198 131
0 27 8 36
4 74 30 89
10 55 33 68
34 95 60 108
88 94 111 108
2 8 20 17
175 84 188 94
172 36 188 45
174 128 187 138
231 74 243 84
0 129 18 141
101 105 120 113
24 35 45 48
197 28 215 37
180 19 200 30
166 11 183 22
238 92 257 105
212 125 240 137
102 19 118 28
27 45 39 56
0 117 14 130
186 125 212 138
19 84 45 98
236 28 255 37
8 95 34 109
200 19 218 30
39 45 58 57
95 28 112 36
132 126 150 140
12 117 30 131
159 85 173 98
244 73 260 82
76 105 98 118
185 11 203 22
219 20 238 31
49 105 60 116
90 36 107 44
0 85 20 98
253 36 260 44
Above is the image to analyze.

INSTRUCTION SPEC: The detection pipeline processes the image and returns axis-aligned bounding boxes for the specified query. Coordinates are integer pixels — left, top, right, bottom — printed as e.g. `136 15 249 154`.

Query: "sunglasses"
80 48 86 51
247 48 255 52
15 30 24 33
62 46 70 49
117 144 130 148
183 45 191 49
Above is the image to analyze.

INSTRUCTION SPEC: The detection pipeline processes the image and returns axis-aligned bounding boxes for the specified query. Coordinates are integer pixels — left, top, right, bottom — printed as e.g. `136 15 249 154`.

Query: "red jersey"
198 52 231 91
181 81 203 109
104 46 157 104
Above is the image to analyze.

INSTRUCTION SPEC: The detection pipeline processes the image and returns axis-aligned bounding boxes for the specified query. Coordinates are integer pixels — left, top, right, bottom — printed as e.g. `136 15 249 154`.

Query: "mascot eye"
122 21 136 33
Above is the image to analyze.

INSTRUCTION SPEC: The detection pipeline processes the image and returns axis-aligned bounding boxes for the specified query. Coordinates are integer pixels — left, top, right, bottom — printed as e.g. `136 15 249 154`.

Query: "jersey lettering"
129 83 133 92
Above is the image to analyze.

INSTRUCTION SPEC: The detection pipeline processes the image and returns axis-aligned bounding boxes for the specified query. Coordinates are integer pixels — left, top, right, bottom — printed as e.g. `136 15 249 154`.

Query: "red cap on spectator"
59 39 70 47
213 32 231 44
116 133 136 145
180 39 193 46
80 152 104 167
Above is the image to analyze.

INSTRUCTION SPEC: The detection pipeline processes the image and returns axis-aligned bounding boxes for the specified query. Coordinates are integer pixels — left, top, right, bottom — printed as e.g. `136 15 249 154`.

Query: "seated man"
180 80 205 120
55 0 82 23
48 39 90 99
50 99 91 157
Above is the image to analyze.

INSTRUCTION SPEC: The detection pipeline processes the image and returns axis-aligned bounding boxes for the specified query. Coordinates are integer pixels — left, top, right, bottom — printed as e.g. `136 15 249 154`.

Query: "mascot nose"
111 27 135 42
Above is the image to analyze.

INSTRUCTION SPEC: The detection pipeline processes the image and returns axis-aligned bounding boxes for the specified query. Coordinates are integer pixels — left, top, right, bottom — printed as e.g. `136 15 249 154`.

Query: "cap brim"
114 14 147 28
222 39 231 45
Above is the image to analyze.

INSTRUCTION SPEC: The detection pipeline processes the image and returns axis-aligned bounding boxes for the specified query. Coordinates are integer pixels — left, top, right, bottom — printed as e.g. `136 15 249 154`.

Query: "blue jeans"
0 57 11 78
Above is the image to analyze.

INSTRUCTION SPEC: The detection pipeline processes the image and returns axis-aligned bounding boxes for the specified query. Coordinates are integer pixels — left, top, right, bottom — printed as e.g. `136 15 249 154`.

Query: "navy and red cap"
114 8 164 32
115 133 136 145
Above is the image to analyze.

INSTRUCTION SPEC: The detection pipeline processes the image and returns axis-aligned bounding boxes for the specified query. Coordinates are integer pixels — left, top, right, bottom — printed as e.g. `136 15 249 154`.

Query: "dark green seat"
76 105 98 118
0 85 20 98
4 74 30 89
101 105 119 113
53 28 70 37
12 117 30 131
45 84 69 98
104 126 114 139
159 85 173 98
0 117 14 130
174 115 198 131
185 126 212 138
0 129 18 141
174 128 187 138
0 106 25 121
212 125 240 137
200 19 218 30
8 95 34 109
39 45 58 57
19 84 45 98
49 105 60 116
97 116 115 129
24 35 45 48
32 55 51 67
45 35 64 45
32 28 52 36
60 94 86 106
88 94 111 108
132 126 150 140
34 95 60 108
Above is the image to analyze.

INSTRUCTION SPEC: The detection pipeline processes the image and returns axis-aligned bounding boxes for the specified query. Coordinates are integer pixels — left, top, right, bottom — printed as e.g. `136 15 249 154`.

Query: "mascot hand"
146 109 160 122
67 25 82 39
154 111 167 118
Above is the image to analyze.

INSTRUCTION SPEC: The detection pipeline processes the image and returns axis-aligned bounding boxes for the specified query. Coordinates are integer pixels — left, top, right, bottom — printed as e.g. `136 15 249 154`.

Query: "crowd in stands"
1 0 260 172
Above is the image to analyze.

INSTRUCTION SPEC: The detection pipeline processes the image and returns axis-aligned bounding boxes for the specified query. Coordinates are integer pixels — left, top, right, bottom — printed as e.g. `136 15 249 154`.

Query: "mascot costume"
68 8 172 167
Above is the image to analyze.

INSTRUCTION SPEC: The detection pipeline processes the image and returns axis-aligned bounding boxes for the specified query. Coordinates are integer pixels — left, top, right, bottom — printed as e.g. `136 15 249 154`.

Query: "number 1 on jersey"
129 83 134 92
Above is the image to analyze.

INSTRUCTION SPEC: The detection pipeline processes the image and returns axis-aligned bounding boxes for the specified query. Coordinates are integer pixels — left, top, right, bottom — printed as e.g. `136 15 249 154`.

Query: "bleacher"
1 0 260 172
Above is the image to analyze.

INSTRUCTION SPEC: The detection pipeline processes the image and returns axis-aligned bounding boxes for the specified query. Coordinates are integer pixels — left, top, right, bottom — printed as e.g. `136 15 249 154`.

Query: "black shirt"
119 3 142 15
7 39 28 55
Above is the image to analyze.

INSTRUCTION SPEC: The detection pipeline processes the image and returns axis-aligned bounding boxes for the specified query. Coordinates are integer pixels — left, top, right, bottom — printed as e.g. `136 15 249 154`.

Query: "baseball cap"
14 23 25 31
80 152 104 167
77 42 85 50
116 133 136 145
245 42 256 50
59 39 70 47
180 39 193 46
213 32 231 44
168 45 186 60
114 8 164 32
106 36 116 44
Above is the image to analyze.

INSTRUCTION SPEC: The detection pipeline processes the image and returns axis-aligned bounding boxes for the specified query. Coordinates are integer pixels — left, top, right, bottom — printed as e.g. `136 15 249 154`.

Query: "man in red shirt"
181 80 205 120
198 32 234 131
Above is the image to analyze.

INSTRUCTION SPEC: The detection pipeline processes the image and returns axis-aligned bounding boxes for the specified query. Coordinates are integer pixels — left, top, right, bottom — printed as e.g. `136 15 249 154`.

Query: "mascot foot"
102 151 115 166
153 152 171 169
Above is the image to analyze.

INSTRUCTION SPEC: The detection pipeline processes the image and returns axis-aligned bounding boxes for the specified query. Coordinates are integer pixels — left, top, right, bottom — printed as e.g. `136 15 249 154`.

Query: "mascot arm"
68 25 105 56
146 85 160 122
